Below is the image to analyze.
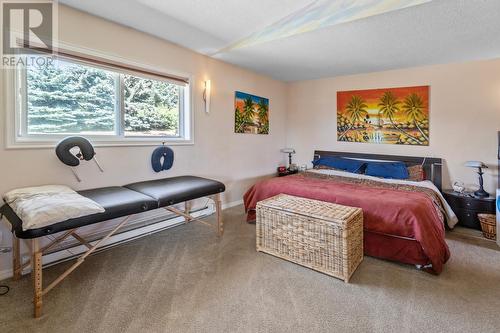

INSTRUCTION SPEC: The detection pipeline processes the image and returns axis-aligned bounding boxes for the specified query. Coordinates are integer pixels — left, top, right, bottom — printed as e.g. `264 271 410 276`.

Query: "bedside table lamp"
281 148 295 169
465 161 489 198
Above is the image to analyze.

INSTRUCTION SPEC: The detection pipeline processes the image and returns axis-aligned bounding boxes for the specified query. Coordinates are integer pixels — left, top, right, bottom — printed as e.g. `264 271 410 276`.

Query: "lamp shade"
281 148 295 154
464 161 488 168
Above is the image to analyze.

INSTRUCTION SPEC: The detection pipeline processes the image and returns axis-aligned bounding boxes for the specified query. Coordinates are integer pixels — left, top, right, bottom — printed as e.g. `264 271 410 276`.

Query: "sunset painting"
234 91 269 134
337 86 429 145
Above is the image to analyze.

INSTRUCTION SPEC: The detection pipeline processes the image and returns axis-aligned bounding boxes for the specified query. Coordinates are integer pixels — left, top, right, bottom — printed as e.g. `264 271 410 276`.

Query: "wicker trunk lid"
256 194 364 282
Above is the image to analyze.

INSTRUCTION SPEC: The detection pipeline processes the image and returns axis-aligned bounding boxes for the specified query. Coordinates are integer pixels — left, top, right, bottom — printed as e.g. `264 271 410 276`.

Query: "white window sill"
6 137 194 150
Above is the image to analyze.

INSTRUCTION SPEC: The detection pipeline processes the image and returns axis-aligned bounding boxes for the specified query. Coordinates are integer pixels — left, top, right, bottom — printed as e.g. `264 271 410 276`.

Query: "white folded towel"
3 185 105 231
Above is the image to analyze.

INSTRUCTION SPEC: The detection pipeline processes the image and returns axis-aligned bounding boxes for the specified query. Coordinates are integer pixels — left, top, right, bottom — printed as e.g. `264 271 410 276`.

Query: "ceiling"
60 0 500 81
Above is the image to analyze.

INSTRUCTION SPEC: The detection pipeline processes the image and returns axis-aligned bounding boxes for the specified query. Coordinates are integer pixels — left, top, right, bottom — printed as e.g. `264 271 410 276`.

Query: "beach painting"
337 86 429 145
234 91 269 134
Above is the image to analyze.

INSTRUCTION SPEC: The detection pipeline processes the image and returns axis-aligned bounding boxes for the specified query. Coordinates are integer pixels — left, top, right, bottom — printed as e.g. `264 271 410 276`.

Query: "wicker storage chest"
256 194 363 282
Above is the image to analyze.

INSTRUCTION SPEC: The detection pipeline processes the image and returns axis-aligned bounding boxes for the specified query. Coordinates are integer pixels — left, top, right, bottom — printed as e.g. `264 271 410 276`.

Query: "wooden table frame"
10 194 223 318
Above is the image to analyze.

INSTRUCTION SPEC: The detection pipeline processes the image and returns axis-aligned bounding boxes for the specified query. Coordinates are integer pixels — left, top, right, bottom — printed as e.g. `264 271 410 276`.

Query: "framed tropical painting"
337 86 429 145
234 91 269 134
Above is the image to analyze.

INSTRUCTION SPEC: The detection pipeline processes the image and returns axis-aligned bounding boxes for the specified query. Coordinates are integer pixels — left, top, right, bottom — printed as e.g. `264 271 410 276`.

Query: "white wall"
0 6 287 275
286 59 500 193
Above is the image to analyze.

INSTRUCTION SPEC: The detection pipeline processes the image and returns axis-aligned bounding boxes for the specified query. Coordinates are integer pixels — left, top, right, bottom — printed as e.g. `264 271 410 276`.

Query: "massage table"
0 176 225 318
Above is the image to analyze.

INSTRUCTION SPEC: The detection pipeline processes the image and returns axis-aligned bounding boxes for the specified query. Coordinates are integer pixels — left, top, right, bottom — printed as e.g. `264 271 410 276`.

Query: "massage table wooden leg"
42 216 131 297
214 193 223 237
165 206 193 222
29 217 131 318
166 198 222 236
184 201 192 223
32 239 43 318
12 234 21 280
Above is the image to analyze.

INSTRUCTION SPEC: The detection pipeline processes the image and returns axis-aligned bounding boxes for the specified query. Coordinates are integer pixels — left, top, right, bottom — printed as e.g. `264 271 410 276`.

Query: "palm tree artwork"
337 86 429 145
234 91 269 134
257 98 269 134
403 93 429 143
242 96 255 124
378 91 420 145
338 95 368 140
378 91 399 125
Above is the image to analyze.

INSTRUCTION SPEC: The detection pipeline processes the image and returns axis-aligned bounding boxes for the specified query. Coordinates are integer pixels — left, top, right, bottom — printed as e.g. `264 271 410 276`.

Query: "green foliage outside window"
123 75 179 136
26 59 181 136
27 62 116 133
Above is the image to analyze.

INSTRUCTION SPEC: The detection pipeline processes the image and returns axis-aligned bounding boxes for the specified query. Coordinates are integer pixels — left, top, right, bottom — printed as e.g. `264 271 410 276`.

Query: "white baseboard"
0 201 241 281
223 199 243 210
0 267 11 282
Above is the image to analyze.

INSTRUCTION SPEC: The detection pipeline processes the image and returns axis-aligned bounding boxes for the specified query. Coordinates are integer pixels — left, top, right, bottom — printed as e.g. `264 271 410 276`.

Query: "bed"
244 151 457 275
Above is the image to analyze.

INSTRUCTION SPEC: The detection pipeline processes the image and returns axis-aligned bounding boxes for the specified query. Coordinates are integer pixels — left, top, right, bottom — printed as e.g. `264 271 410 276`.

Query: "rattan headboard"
313 150 443 191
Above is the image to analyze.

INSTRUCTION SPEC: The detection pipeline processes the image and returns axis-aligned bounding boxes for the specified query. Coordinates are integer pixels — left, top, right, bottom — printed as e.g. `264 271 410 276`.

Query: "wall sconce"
203 80 211 113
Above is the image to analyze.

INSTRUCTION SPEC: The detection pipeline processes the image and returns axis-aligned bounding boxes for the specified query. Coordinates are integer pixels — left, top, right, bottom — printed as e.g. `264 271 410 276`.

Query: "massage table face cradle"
4 176 225 318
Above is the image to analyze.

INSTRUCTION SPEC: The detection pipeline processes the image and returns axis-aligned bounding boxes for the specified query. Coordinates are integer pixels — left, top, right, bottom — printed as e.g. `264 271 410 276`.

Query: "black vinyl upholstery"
1 176 225 239
124 176 225 207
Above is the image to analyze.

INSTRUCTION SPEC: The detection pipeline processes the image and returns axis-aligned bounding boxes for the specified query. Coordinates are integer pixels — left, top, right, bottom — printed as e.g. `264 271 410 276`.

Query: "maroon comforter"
244 172 450 274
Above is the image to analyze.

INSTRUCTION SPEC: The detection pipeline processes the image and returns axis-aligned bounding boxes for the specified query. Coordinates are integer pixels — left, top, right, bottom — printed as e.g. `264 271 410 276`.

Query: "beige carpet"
1 205 499 333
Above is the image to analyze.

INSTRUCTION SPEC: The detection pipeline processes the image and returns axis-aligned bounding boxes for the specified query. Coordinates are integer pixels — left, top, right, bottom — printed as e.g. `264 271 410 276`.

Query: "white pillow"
3 185 105 231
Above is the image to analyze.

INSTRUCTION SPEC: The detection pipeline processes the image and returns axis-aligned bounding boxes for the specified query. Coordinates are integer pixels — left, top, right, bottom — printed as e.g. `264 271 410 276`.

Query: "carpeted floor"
1 205 499 333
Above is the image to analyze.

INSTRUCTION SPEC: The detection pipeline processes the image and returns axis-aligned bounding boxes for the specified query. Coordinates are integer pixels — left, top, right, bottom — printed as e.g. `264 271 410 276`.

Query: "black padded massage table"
0 176 225 318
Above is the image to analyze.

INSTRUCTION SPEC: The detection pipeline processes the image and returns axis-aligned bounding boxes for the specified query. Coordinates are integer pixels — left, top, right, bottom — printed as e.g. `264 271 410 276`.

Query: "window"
123 74 181 137
10 54 191 147
26 59 117 135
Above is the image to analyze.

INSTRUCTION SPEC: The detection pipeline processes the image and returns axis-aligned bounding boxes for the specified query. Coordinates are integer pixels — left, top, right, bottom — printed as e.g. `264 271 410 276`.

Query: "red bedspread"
243 172 450 274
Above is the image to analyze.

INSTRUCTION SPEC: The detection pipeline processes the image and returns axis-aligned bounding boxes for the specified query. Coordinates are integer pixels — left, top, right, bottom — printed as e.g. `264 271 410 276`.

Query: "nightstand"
277 169 299 177
442 189 496 230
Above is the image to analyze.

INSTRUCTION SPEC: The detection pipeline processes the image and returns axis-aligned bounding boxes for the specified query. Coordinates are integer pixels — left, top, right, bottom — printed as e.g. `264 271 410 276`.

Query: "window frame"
4 46 194 149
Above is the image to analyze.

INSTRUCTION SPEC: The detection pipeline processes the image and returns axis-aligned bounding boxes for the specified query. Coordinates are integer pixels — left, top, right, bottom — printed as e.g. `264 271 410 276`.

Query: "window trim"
4 42 194 149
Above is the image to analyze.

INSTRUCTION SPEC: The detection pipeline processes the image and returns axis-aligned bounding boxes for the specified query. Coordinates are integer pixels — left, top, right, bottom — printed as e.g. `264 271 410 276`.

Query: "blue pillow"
364 161 409 179
312 156 365 173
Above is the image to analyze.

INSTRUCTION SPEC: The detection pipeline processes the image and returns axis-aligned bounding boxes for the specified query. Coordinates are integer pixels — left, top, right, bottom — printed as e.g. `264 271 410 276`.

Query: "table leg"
32 239 42 318
12 234 21 280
